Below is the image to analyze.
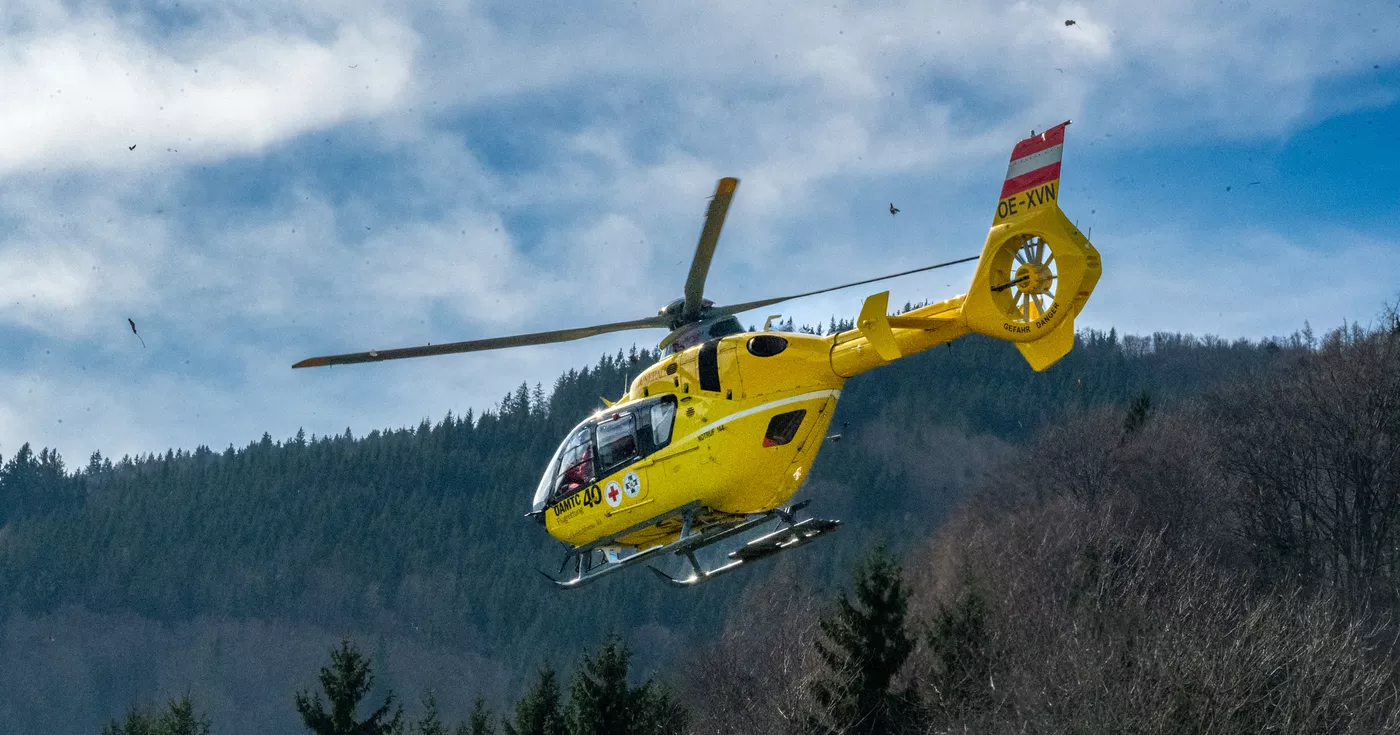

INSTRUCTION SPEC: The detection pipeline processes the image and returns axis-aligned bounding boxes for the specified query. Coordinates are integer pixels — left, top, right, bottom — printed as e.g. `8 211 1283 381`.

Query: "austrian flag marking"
1000 121 1069 200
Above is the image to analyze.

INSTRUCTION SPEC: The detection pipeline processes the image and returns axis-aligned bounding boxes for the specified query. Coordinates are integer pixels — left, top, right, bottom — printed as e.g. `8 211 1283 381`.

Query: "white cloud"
0 0 1397 460
1081 226 1396 339
0 5 416 174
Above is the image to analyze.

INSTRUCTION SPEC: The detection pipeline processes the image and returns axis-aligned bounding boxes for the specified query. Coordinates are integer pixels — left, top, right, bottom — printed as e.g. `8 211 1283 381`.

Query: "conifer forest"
3 312 1400 734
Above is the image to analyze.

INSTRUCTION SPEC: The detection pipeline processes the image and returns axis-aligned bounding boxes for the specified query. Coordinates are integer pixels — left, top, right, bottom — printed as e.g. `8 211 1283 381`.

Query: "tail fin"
960 121 1102 371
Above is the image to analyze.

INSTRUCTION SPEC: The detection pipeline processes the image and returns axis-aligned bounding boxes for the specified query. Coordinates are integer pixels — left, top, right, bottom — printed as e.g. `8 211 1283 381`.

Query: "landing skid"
543 500 840 590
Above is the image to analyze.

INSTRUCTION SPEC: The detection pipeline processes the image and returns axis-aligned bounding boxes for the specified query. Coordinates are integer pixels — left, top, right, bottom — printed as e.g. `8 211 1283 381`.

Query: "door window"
596 414 639 474
649 398 676 447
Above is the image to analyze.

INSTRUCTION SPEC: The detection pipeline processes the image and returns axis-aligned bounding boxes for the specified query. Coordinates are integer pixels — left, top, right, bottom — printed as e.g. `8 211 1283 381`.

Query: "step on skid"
543 500 840 589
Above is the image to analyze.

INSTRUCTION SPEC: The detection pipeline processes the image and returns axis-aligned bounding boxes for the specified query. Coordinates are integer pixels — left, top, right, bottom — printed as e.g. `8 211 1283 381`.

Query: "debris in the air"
128 318 146 348
889 203 900 216
1248 181 1261 186
1064 19 1077 26
128 144 136 151
1226 186 1232 191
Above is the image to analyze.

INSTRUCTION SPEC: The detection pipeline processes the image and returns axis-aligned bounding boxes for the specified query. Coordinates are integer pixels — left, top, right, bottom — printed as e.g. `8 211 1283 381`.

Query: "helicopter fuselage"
535 294 976 550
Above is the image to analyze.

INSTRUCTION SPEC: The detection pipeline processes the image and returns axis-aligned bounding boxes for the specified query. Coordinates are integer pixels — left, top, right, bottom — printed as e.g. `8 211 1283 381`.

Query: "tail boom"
828 121 1101 377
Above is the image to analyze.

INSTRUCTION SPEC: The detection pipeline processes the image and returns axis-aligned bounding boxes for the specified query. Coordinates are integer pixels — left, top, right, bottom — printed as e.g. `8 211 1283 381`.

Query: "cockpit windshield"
530 394 680 514
556 426 595 494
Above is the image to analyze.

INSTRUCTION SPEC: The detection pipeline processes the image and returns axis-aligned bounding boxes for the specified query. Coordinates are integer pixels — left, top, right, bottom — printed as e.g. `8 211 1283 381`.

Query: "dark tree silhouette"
294 639 402 735
567 634 687 735
461 697 495 735
414 692 449 735
101 695 211 735
809 545 915 735
503 666 566 735
925 586 992 718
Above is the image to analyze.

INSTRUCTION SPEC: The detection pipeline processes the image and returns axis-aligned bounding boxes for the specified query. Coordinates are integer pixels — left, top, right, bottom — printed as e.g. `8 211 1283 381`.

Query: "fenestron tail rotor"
996 234 1059 324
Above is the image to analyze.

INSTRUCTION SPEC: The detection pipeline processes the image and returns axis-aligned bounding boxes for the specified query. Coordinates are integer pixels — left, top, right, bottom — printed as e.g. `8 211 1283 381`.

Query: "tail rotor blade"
682 177 739 320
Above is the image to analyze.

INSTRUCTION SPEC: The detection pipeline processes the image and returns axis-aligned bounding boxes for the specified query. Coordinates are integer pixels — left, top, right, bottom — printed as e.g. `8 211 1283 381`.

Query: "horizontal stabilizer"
857 291 903 361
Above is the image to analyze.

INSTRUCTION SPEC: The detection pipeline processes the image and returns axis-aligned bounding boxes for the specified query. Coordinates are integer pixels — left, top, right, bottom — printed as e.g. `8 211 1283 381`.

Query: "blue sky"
1 0 1397 461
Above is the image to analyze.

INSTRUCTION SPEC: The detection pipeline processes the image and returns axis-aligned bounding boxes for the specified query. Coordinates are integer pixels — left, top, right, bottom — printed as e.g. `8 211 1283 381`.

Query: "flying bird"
128 318 146 348
889 203 900 216
128 144 136 151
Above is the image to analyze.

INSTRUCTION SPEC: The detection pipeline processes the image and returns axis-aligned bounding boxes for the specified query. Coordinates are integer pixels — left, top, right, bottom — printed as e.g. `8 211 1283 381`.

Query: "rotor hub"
659 297 713 329
1015 262 1054 296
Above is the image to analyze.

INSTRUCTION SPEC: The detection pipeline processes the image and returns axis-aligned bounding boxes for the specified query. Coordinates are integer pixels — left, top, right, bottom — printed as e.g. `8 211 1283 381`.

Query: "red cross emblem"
608 486 620 502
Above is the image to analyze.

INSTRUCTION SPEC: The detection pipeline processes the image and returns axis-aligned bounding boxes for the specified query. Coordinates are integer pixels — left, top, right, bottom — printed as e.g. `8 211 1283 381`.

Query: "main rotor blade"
710 254 980 319
682 177 739 321
293 315 670 368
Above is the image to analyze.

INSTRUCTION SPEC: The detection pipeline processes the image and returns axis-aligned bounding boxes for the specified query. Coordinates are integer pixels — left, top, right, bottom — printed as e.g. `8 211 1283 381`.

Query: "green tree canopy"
809 545 915 735
567 634 687 735
503 666 566 735
458 697 495 735
295 639 403 735
101 695 212 735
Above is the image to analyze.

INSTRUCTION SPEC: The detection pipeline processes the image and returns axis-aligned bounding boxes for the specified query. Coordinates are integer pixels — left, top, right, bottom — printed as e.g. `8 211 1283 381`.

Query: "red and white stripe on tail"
994 121 1070 224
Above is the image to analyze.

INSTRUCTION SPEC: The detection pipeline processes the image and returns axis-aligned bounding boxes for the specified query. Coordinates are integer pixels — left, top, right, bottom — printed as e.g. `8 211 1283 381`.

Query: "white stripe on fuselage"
665 389 843 452
1004 143 1063 180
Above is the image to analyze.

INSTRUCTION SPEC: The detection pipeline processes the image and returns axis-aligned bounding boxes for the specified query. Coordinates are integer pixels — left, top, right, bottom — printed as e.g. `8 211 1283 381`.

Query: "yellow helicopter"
295 121 1101 588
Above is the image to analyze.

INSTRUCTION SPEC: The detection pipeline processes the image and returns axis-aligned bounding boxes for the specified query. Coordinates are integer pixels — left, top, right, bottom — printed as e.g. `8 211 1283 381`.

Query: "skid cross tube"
543 500 841 589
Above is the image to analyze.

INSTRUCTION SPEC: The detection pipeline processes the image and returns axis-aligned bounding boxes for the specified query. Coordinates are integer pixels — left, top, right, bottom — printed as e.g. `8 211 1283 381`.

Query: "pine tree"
503 666 566 735
568 634 687 735
414 692 449 735
1123 390 1152 435
926 586 991 718
568 635 631 735
101 696 211 735
808 545 916 735
458 698 494 735
295 639 403 735
102 707 157 735
158 696 213 735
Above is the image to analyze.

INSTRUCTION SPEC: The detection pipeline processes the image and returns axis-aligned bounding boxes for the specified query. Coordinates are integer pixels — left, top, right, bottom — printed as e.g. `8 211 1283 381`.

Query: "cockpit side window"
596 413 639 475
554 426 595 497
649 397 676 448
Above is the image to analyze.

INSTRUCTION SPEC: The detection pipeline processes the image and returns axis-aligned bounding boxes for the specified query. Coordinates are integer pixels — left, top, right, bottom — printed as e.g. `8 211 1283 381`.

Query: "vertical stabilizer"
959 122 1102 371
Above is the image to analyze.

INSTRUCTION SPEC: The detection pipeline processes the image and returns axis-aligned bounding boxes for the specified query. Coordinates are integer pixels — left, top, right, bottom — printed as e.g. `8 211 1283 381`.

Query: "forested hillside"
0 324 1309 733
684 314 1400 733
